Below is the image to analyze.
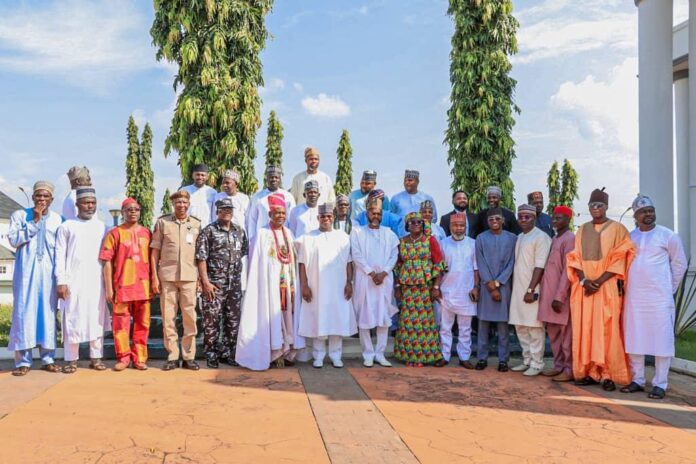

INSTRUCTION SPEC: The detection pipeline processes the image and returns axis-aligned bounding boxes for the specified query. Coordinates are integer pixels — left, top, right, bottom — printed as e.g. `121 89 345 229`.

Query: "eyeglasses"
488 216 503 222
588 202 606 209
408 219 424 225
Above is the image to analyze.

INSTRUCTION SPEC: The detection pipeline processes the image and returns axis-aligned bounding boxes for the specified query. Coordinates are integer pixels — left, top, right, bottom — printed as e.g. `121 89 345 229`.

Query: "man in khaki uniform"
151 189 201 371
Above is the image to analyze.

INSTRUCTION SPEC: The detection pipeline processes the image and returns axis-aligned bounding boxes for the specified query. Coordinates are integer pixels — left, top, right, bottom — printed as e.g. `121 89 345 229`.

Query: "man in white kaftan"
509 204 551 376
181 163 216 227
350 200 399 367
246 166 295 243
439 213 479 368
621 195 687 399
55 188 109 372
288 180 320 238
236 193 305 370
296 204 357 368
290 146 336 206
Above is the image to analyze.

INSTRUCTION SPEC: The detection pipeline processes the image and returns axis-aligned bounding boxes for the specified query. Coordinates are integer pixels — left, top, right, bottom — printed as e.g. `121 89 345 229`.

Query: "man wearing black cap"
390 169 438 222
182 163 216 227
195 197 248 368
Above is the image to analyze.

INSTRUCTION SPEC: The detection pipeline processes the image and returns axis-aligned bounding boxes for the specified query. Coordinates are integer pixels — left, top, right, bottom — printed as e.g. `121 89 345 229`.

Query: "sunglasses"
408 219 424 225
588 202 606 209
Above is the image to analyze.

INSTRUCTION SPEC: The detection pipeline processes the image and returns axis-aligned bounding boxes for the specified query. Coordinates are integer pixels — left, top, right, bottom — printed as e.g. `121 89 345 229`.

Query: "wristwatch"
433 285 440 289
494 280 500 288
526 288 533 294
579 278 586 286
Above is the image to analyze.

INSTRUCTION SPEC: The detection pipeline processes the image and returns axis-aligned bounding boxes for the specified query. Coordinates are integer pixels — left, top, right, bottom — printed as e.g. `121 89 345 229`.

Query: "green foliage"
546 159 579 220
676 329 696 361
264 110 284 172
546 161 560 214
151 0 274 194
125 116 140 200
675 264 696 336
334 129 353 197
0 304 10 347
139 123 155 229
161 187 173 215
445 0 519 211
559 159 579 208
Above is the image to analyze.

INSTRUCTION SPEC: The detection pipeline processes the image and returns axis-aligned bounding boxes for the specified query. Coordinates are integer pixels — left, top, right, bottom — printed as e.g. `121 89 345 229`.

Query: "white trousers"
359 327 388 362
312 336 343 363
515 326 545 369
629 354 671 390
440 312 472 362
64 337 104 362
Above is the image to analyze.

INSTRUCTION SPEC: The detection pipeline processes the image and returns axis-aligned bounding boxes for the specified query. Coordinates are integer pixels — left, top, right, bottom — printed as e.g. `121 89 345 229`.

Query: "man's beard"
454 205 467 212
452 233 466 241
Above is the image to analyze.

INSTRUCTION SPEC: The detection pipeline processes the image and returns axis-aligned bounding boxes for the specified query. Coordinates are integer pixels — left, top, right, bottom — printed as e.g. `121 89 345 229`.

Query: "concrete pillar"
636 0 675 229
674 74 690 255
689 0 696 261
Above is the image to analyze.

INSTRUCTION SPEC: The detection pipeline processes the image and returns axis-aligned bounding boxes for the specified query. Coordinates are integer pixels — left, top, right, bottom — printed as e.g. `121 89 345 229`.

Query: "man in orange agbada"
99 198 153 371
567 188 635 391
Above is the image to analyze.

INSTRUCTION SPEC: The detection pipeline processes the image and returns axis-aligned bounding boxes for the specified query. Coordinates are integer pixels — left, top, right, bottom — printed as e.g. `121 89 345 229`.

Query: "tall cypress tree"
161 188 173 215
445 0 519 211
560 159 579 210
151 0 273 194
546 160 561 214
264 110 284 171
125 116 140 200
334 129 353 196
138 123 155 229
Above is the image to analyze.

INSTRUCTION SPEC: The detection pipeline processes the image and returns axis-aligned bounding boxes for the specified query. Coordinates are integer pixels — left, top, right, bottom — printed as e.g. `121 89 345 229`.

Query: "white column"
637 0 675 229
674 75 690 255
689 0 696 261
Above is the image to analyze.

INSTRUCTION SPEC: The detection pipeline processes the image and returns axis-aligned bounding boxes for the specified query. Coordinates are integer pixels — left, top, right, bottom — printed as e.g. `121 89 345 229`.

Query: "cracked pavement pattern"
0 368 328 464
351 368 696 464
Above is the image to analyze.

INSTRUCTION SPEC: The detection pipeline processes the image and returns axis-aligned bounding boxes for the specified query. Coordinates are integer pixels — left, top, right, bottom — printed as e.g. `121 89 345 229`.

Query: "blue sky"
0 0 690 224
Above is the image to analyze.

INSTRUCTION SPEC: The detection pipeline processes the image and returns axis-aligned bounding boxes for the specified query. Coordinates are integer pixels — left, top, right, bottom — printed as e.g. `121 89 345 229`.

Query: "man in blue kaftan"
8 181 63 376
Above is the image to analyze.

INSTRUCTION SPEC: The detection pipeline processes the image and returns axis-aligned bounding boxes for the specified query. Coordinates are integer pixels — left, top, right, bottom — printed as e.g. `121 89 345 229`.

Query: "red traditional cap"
121 197 139 209
267 193 286 210
450 213 467 224
553 205 573 218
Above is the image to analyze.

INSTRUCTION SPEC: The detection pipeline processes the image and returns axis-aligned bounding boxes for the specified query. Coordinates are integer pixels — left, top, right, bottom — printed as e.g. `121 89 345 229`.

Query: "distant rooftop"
0 191 24 219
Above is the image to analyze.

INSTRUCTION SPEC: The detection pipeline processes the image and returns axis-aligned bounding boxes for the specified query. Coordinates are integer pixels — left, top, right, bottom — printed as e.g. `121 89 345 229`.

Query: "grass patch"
676 329 696 362
0 304 11 347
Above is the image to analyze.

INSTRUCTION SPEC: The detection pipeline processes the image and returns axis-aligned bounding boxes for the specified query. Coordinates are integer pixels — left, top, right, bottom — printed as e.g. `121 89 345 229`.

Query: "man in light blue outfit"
355 189 405 238
389 169 438 222
348 170 390 222
9 181 63 376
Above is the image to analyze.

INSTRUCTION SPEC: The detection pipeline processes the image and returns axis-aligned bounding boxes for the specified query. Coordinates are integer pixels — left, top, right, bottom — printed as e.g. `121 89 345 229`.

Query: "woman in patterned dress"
394 212 446 366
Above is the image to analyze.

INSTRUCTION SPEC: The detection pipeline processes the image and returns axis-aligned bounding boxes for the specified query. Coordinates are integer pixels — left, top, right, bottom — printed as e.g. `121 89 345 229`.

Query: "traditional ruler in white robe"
624 225 687 356
288 204 319 238
246 188 296 243
296 229 357 338
350 225 399 329
55 217 109 345
509 227 551 327
182 184 216 227
235 226 305 371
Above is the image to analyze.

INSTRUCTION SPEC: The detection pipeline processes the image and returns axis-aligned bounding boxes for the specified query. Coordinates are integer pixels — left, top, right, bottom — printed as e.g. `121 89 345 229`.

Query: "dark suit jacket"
476 207 520 237
440 210 478 238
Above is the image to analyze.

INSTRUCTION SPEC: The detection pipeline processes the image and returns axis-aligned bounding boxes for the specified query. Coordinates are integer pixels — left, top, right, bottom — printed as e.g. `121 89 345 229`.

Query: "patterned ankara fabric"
393 233 445 364
99 225 152 303
111 300 150 364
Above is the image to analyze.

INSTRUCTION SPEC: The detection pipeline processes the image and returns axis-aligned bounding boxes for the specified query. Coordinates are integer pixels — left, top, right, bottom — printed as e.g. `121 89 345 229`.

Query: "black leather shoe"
601 379 616 392
620 382 644 394
206 358 219 369
498 362 509 372
648 386 666 399
226 359 239 367
475 360 488 370
575 376 598 386
162 360 179 371
182 360 200 371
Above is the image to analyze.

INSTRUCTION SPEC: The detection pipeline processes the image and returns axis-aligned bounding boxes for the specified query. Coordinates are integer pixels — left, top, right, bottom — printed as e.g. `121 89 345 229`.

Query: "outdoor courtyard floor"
0 358 695 464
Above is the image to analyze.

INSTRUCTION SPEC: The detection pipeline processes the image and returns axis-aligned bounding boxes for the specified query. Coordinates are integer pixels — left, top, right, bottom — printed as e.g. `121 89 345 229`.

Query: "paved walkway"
0 358 694 463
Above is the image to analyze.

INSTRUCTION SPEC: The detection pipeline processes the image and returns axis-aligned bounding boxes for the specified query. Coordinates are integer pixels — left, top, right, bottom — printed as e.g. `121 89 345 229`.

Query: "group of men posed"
7 149 687 400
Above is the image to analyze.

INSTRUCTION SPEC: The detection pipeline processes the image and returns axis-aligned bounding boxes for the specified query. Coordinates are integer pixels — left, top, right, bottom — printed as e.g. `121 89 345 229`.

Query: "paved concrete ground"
0 357 694 464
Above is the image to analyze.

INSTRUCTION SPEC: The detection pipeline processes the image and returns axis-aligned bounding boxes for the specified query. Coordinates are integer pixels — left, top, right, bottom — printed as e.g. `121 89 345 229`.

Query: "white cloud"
0 0 162 93
293 82 304 92
301 93 351 118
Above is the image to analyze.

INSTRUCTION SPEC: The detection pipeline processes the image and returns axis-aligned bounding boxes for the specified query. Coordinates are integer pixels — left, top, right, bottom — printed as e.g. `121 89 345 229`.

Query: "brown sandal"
12 366 30 376
41 363 61 373
62 362 78 374
90 359 107 371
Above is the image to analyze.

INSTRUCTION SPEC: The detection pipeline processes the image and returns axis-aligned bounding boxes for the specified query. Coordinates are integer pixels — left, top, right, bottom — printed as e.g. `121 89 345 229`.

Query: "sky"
0 0 690 225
